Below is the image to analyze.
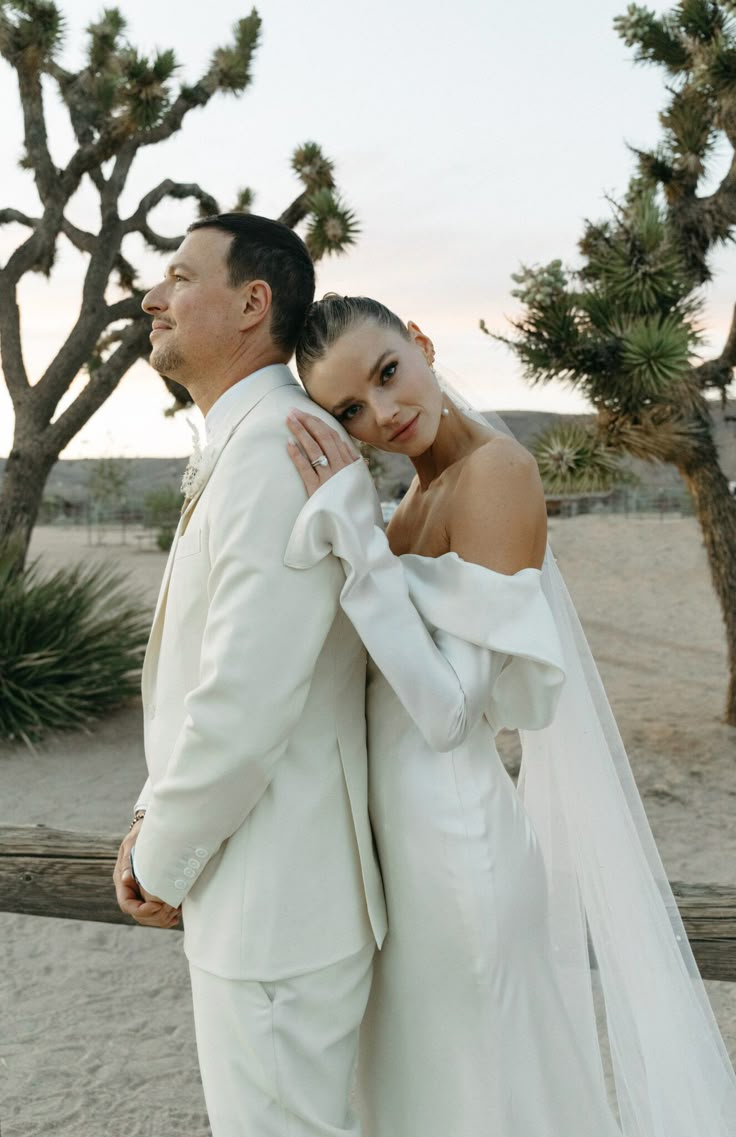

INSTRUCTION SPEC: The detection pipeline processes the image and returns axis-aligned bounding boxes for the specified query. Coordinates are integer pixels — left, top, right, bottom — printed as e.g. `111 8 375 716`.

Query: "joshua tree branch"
722 304 736 365
15 62 58 204
60 134 122 200
47 66 109 196
45 320 151 454
33 213 127 410
278 191 310 230
59 218 136 287
123 180 220 254
699 152 736 225
60 217 95 252
105 296 147 323
34 306 109 414
693 303 736 391
106 144 137 204
80 218 124 307
130 179 220 224
0 209 38 229
47 62 90 133
60 77 214 196
0 277 29 398
127 15 261 155
128 83 212 150
138 225 184 253
2 205 62 284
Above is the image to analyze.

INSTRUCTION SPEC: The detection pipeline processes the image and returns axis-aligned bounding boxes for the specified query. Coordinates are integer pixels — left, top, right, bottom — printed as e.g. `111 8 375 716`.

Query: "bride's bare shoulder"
459 433 542 494
450 435 547 572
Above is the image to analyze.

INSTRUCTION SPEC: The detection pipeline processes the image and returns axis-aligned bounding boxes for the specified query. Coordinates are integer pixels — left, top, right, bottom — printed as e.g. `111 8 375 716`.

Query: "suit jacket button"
174 879 187 890
188 858 200 869
183 867 195 878
195 848 207 859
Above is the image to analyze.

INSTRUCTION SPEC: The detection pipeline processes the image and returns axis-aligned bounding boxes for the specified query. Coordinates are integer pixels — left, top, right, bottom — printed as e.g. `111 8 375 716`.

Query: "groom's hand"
113 821 180 929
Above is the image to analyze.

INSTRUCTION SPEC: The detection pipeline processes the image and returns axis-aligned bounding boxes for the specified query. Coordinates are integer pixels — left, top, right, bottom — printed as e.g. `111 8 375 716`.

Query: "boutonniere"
181 418 217 505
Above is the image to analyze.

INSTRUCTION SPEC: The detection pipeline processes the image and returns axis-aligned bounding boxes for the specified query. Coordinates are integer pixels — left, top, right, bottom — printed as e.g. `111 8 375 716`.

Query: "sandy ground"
1 515 735 1136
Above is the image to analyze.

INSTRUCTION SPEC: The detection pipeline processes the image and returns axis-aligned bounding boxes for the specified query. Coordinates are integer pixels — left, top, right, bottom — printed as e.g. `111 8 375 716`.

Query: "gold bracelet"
128 809 146 831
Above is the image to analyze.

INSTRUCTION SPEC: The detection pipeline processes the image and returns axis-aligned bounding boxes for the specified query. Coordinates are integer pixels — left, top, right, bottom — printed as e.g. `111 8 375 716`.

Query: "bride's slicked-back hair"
295 293 410 384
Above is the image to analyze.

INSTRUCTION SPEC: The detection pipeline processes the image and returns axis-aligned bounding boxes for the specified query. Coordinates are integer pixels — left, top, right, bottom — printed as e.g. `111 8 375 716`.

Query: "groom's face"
142 229 247 385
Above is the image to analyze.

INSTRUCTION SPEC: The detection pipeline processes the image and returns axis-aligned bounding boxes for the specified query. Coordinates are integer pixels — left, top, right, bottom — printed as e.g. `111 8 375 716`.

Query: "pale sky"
1 0 734 458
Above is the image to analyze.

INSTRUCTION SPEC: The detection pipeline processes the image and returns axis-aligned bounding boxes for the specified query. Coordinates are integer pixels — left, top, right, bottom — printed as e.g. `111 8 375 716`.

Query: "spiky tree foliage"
614 0 736 291
531 421 628 495
486 1 736 724
0 3 359 571
494 191 709 454
490 187 736 722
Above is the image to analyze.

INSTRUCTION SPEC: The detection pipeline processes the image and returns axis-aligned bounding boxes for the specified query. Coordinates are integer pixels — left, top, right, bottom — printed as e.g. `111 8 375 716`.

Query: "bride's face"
304 319 444 455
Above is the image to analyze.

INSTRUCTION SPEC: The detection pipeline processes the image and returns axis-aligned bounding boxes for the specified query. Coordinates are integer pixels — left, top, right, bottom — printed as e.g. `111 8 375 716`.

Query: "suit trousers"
189 942 375 1137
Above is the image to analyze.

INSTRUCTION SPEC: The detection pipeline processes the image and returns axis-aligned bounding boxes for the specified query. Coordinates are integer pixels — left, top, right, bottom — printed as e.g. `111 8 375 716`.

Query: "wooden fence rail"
1 826 735 980
0 824 179 933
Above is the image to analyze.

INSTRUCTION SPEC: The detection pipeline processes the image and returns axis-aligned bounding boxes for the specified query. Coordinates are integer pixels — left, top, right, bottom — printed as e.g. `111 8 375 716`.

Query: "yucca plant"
531 422 628 495
0 554 149 745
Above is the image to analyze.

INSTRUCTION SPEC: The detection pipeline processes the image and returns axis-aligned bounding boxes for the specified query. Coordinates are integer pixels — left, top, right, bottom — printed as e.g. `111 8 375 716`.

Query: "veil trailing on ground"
443 380 736 1135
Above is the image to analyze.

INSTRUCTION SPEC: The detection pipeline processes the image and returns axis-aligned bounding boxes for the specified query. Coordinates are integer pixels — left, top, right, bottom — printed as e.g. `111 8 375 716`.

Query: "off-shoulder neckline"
399 549 543 581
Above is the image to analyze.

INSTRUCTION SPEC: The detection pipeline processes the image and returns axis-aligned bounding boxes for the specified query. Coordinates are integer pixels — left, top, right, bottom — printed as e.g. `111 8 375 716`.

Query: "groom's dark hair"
188 212 316 354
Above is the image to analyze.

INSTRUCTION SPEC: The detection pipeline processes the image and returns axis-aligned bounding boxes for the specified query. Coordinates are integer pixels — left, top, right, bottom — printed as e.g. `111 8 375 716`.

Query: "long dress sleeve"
284 462 565 750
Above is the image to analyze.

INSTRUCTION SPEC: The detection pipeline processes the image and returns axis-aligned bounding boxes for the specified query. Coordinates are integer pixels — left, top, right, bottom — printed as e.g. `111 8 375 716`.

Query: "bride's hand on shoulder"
286 408 361 498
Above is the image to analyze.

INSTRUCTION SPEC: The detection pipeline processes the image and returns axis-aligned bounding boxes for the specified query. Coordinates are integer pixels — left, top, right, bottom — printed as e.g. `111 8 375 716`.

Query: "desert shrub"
144 485 181 554
143 485 182 528
156 526 176 552
0 555 149 745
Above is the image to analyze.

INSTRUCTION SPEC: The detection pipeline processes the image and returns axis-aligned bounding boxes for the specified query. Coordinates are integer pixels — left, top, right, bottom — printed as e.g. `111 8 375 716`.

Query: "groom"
112 213 386 1136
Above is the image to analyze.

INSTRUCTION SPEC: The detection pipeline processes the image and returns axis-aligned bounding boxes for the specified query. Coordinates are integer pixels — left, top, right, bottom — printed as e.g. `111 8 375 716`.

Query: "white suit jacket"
132 364 387 980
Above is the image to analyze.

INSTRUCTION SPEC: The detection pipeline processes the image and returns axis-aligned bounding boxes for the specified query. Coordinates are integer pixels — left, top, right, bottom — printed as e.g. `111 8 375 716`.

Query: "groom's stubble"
150 341 186 380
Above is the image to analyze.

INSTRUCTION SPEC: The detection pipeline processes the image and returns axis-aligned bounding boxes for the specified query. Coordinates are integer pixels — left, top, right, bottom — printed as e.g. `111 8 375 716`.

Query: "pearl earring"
441 407 450 417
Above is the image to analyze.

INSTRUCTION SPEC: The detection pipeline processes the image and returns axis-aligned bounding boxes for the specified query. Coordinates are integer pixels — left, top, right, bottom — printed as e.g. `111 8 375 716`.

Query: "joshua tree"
0 2 359 571
487 0 736 723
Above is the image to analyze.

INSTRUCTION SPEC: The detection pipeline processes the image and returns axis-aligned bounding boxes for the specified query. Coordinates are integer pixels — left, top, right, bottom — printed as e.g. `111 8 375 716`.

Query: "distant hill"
2 400 734 506
0 455 189 508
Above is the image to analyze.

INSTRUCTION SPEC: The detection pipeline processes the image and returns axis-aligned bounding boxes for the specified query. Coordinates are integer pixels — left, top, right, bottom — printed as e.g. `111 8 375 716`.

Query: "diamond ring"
310 454 329 469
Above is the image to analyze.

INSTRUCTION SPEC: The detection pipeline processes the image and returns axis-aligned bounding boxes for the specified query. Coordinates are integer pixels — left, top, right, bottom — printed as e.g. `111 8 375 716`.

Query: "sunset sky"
1 0 734 458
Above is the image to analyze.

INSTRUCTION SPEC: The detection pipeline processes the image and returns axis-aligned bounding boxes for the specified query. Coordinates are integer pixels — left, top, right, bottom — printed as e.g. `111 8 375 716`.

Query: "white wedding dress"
359 581 625 1137
285 461 623 1136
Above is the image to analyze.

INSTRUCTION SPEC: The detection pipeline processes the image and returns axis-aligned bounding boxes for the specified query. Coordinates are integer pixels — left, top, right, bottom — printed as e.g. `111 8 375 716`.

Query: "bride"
284 294 736 1136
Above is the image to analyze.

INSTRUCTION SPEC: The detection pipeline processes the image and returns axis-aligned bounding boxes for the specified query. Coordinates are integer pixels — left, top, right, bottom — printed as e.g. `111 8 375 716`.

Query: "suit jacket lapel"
142 364 300 698
179 364 299 529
